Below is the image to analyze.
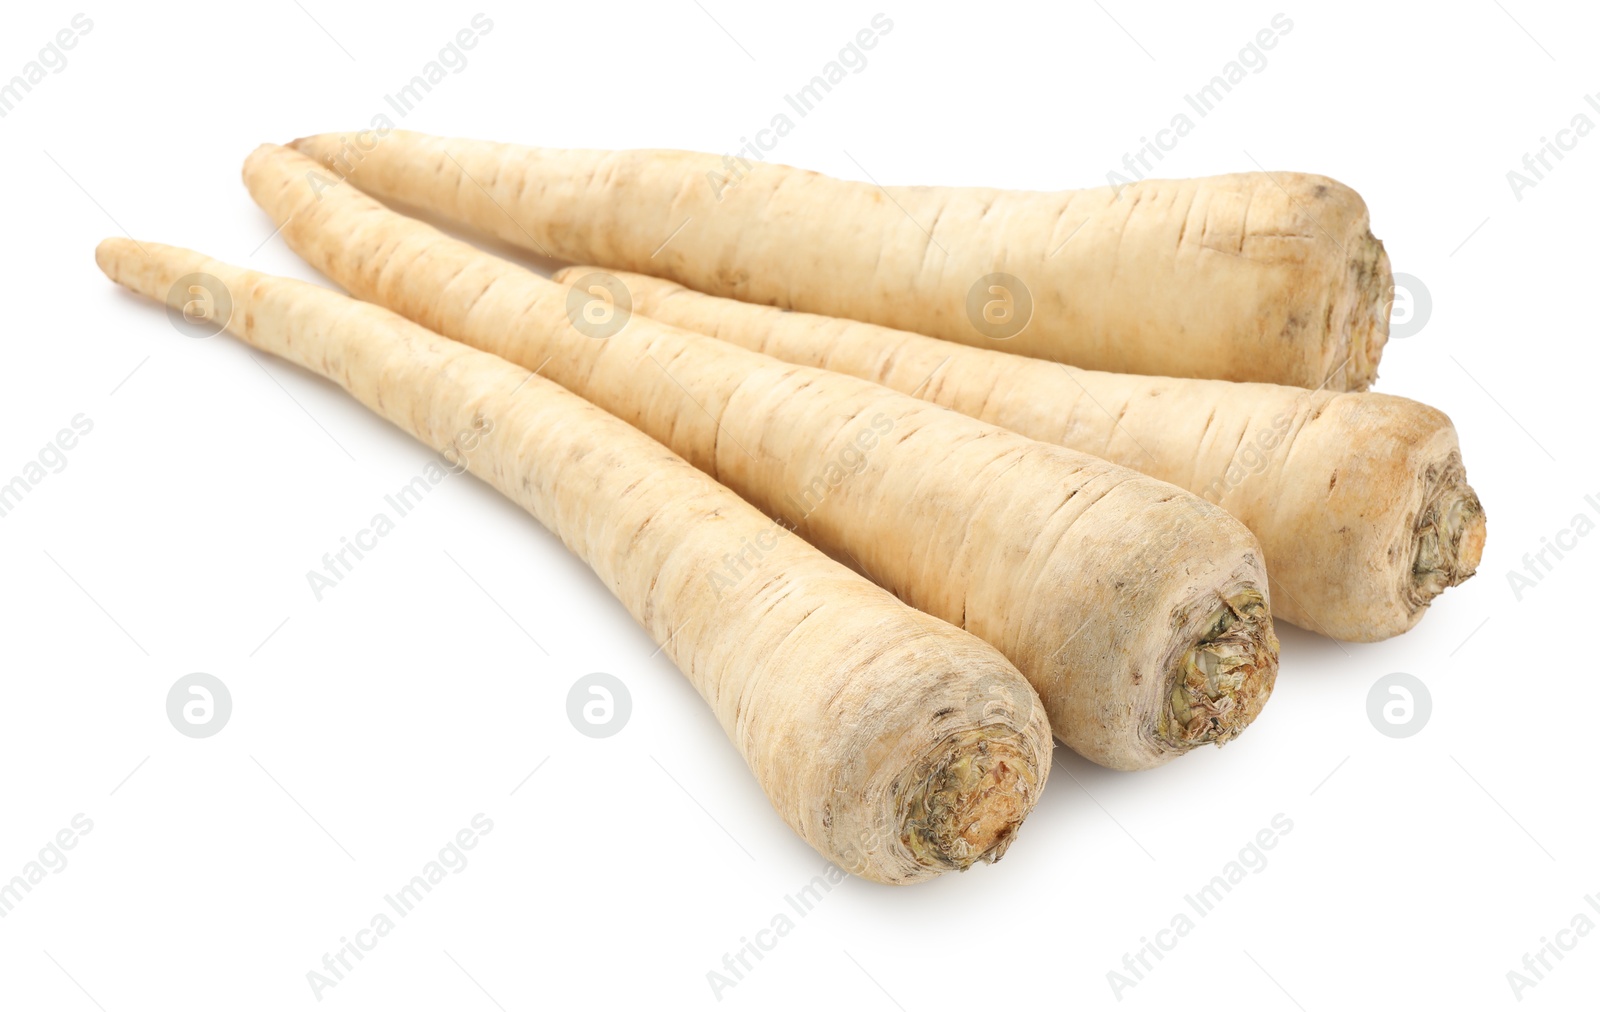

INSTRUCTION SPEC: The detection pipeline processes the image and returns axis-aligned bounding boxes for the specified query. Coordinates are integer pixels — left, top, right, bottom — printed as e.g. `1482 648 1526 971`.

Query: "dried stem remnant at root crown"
1409 452 1487 610
1165 591 1278 749
900 726 1038 871
1338 230 1392 391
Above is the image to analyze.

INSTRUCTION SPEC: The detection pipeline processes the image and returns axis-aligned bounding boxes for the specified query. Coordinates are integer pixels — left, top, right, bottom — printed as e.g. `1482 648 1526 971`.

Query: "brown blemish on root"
1161 589 1278 750
899 726 1038 871
1408 451 1485 611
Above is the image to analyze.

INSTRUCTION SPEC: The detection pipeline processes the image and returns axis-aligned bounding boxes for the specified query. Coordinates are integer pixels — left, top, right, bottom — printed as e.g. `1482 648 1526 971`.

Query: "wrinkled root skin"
1161 590 1279 750
899 726 1039 871
1408 452 1487 611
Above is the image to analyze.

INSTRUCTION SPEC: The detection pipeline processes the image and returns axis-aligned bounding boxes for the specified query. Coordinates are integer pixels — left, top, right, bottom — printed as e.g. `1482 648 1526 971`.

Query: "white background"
1 1 1595 1009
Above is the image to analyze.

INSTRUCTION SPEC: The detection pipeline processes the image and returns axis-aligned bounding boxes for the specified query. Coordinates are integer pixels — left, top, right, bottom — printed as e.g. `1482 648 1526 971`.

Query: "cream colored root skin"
95 238 1052 885
554 268 1486 642
245 143 1279 772
292 130 1390 391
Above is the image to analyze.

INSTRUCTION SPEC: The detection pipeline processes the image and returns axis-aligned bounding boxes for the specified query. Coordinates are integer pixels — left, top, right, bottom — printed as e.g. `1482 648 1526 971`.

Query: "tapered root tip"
900 727 1040 871
1162 590 1279 751
94 237 170 299
94 237 134 278
288 133 349 171
1410 452 1485 609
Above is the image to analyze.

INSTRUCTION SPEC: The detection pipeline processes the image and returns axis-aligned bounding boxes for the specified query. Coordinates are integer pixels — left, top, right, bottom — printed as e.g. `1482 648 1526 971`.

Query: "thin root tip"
94 237 132 276
241 143 282 180
288 134 341 163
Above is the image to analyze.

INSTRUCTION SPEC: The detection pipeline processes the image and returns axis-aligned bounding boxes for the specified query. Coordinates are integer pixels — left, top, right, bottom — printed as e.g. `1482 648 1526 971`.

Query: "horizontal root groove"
1409 451 1486 610
1163 590 1279 750
899 726 1038 872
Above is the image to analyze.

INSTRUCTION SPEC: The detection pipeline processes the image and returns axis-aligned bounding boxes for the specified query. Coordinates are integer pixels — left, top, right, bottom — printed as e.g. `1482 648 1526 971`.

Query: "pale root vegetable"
552 268 1487 642
291 129 1391 391
96 237 1053 885
243 143 1279 771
